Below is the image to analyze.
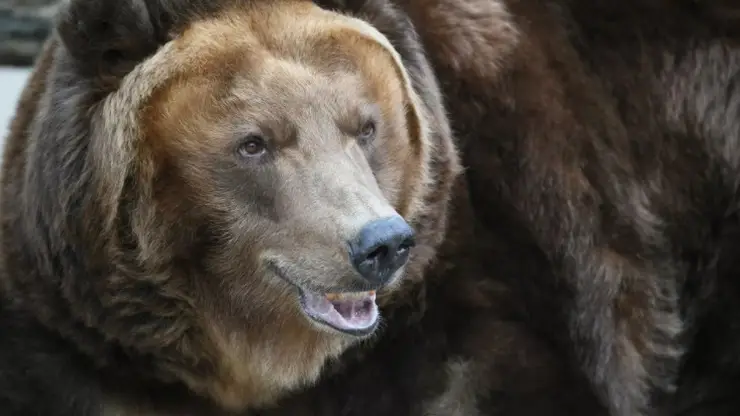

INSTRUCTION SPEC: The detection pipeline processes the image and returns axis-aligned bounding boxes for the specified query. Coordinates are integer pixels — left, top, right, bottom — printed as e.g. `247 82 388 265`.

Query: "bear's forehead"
168 0 398 80
139 0 407 147
147 62 376 141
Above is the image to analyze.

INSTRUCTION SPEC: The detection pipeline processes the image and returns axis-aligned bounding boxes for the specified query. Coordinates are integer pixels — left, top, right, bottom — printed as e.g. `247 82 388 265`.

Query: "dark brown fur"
3 0 740 416
262 1 740 415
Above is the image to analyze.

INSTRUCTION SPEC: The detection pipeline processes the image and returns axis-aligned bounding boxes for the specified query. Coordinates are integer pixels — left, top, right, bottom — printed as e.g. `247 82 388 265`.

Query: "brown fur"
5 0 740 416
263 0 740 415
396 0 519 80
0 0 458 415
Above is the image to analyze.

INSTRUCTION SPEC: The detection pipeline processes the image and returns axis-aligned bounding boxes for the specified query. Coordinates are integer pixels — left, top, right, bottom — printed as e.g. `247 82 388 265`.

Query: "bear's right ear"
54 0 173 87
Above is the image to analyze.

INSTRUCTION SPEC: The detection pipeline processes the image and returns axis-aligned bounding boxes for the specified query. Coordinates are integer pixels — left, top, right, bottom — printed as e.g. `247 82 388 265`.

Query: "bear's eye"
357 120 376 144
237 135 267 158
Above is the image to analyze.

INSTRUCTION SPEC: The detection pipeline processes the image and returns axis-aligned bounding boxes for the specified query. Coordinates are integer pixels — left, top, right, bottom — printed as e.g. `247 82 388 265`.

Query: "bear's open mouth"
299 290 379 336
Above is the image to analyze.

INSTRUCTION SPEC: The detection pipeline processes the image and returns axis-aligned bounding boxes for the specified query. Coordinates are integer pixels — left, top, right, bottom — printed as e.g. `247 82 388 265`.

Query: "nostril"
366 245 389 262
398 237 415 253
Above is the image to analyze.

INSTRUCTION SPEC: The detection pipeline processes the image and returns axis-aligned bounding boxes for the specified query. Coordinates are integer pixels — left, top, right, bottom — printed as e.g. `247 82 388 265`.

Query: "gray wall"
0 0 57 66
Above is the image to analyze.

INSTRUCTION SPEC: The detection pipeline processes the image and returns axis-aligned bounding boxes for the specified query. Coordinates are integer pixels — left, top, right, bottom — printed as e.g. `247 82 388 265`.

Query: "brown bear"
0 0 460 414
230 0 740 415
264 1 740 416
2 1 740 416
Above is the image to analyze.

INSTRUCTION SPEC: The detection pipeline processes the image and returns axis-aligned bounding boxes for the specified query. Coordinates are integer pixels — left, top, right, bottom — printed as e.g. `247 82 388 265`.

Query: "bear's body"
294 1 740 415
2 0 740 416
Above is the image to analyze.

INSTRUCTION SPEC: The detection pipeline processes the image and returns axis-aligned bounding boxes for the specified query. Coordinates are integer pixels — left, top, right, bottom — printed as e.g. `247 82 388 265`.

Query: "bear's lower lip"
298 290 379 337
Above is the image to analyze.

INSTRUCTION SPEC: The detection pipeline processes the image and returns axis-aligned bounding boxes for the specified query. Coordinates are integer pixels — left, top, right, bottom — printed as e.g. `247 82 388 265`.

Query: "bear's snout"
347 216 416 289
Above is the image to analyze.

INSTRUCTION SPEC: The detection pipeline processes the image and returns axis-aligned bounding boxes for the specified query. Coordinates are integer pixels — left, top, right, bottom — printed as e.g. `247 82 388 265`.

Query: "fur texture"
264 0 740 415
3 0 740 416
0 0 458 414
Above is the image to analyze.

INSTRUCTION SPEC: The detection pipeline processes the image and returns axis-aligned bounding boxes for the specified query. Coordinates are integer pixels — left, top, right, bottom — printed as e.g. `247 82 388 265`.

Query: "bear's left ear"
54 0 178 87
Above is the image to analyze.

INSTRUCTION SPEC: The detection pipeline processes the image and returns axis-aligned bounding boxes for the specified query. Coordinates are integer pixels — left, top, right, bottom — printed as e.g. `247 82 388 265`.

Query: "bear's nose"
348 216 416 287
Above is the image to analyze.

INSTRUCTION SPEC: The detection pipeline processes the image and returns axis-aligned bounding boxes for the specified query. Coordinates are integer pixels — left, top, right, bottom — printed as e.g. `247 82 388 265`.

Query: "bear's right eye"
237 134 267 159
357 119 377 145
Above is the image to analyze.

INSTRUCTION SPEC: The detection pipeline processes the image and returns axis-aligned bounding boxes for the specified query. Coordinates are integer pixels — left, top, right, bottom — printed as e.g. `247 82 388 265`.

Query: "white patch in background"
0 67 32 145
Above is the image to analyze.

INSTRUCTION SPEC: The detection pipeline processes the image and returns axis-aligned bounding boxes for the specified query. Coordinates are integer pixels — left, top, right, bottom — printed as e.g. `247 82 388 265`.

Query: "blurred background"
0 0 56 137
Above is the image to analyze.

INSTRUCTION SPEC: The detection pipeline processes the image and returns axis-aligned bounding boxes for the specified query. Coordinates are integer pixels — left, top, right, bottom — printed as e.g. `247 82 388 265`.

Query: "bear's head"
0 0 460 411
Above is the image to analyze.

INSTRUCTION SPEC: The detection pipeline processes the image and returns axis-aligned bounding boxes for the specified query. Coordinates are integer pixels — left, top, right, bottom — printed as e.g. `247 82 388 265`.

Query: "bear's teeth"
325 291 375 301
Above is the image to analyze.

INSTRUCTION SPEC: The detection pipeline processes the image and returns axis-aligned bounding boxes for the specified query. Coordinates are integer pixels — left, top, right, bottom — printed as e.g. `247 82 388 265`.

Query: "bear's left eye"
237 134 267 158
357 120 376 144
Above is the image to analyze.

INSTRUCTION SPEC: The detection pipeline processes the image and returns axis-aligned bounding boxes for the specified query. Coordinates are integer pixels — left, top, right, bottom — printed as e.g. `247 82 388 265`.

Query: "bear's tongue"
301 290 378 333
